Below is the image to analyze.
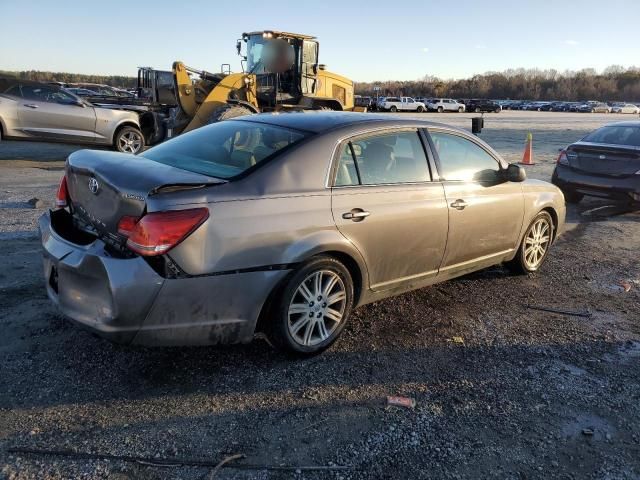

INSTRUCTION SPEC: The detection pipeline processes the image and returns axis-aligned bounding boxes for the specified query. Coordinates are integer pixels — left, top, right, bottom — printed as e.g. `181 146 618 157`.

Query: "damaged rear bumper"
39 210 288 346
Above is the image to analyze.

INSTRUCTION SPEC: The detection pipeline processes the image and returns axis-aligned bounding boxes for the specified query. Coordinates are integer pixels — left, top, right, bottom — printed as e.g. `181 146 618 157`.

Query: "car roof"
234 111 464 134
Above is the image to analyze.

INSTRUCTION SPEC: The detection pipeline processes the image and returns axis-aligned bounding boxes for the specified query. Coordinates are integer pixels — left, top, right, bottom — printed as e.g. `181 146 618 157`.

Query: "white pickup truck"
377 96 427 112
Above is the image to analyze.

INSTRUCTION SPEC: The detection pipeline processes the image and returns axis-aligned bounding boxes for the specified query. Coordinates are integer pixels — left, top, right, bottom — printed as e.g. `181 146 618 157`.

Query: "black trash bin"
472 116 484 134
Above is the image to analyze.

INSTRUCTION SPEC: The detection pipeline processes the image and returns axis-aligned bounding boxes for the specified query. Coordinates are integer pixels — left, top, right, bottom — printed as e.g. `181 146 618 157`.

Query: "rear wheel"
475 107 481 113
208 104 254 123
390 106 398 112
506 211 554 274
437 106 444 113
269 256 354 355
114 126 144 154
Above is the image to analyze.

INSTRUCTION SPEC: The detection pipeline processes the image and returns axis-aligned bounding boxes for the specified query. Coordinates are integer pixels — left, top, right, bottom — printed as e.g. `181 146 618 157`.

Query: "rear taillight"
56 175 69 208
126 208 209 256
117 215 140 237
557 150 569 166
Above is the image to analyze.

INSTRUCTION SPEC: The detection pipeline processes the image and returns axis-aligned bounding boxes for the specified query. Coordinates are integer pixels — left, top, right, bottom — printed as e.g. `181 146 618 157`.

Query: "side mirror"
505 163 526 182
236 40 242 56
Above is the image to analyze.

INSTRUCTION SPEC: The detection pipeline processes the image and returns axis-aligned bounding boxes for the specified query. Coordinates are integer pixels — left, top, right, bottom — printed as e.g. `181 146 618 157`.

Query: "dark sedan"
552 121 640 204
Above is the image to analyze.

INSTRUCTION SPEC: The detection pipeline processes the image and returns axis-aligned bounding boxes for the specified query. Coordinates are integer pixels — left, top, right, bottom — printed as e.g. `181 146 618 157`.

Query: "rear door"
426 128 524 273
17 84 96 142
331 128 448 291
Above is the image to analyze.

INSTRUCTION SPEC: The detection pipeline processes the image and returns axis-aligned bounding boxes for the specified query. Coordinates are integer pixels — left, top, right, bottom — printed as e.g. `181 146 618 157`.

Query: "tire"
437 106 444 113
209 104 254 123
591 108 595 113
390 106 397 112
495 107 502 113
475 107 481 113
114 126 144 154
458 107 464 113
506 211 554 274
416 106 424 113
268 255 355 355
562 189 584 204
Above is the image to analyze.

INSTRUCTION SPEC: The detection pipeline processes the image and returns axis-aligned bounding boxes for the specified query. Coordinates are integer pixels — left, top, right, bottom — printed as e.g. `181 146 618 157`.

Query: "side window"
3 85 22 97
20 85 76 104
429 131 500 182
334 144 360 186
334 131 430 186
20 85 57 102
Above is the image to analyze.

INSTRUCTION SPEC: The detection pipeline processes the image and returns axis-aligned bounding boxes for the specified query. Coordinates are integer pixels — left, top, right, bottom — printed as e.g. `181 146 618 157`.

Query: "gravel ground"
0 112 639 479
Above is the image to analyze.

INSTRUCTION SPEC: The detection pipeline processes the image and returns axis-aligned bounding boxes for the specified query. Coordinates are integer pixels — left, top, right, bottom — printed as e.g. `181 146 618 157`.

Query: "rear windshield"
582 125 640 147
141 120 308 179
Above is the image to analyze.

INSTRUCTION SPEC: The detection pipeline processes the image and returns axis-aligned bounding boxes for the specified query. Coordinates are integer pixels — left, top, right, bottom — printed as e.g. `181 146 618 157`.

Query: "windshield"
246 35 268 73
582 126 640 147
141 121 308 179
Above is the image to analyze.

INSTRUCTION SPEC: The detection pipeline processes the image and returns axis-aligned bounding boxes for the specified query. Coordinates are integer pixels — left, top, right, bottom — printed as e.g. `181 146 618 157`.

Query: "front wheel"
458 107 464 113
269 256 354 355
475 107 481 113
416 106 424 113
114 126 144 154
506 211 554 274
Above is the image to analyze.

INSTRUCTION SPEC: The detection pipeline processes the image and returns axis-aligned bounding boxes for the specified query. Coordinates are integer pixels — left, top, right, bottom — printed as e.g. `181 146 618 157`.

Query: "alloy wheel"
523 217 551 270
287 270 347 347
118 131 143 153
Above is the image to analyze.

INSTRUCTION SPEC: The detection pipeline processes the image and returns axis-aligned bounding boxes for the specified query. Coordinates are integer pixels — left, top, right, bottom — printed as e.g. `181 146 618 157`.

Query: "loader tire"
208 105 254 124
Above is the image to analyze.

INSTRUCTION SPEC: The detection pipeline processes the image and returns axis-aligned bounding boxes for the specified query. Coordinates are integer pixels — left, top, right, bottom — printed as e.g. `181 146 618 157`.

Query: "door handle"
450 199 468 210
342 209 370 222
23 104 39 109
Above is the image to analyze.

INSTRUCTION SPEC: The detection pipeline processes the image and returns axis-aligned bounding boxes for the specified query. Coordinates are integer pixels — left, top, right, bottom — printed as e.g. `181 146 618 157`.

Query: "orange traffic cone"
520 132 534 165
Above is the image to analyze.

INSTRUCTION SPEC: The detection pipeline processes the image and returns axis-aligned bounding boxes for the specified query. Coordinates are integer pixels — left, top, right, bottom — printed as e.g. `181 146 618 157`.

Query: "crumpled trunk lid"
65 150 223 240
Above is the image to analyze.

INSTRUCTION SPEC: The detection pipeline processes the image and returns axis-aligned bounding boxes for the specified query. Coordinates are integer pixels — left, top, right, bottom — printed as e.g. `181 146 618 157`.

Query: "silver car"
0 80 145 153
39 112 565 354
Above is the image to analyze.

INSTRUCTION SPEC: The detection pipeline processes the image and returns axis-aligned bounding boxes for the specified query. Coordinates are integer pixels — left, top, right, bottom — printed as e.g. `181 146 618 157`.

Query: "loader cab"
241 31 319 109
137 67 177 106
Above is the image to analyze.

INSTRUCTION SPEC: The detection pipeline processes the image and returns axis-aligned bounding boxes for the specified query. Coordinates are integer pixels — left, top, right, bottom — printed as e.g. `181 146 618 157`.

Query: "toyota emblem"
88 178 99 194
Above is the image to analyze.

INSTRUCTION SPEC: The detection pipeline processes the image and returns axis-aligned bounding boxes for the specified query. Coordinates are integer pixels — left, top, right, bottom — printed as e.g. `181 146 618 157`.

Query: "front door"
426 129 524 274
17 84 96 142
331 129 448 291
301 40 318 95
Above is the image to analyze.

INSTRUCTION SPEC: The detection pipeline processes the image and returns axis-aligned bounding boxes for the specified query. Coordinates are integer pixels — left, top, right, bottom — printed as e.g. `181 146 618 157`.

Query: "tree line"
355 66 640 102
0 70 137 88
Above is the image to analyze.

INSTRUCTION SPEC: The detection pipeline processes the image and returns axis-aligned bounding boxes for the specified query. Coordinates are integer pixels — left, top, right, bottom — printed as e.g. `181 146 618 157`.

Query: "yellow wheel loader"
135 30 355 141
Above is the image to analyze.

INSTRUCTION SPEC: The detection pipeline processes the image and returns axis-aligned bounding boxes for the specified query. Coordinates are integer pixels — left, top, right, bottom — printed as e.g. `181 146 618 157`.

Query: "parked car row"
361 96 639 114
498 100 640 114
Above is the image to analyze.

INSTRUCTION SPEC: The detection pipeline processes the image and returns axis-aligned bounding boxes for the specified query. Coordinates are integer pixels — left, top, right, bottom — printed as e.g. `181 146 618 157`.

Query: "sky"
1 0 639 82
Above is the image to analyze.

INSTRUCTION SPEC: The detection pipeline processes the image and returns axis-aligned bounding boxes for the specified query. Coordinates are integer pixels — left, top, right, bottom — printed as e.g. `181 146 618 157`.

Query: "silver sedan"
0 79 145 153
39 112 565 355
